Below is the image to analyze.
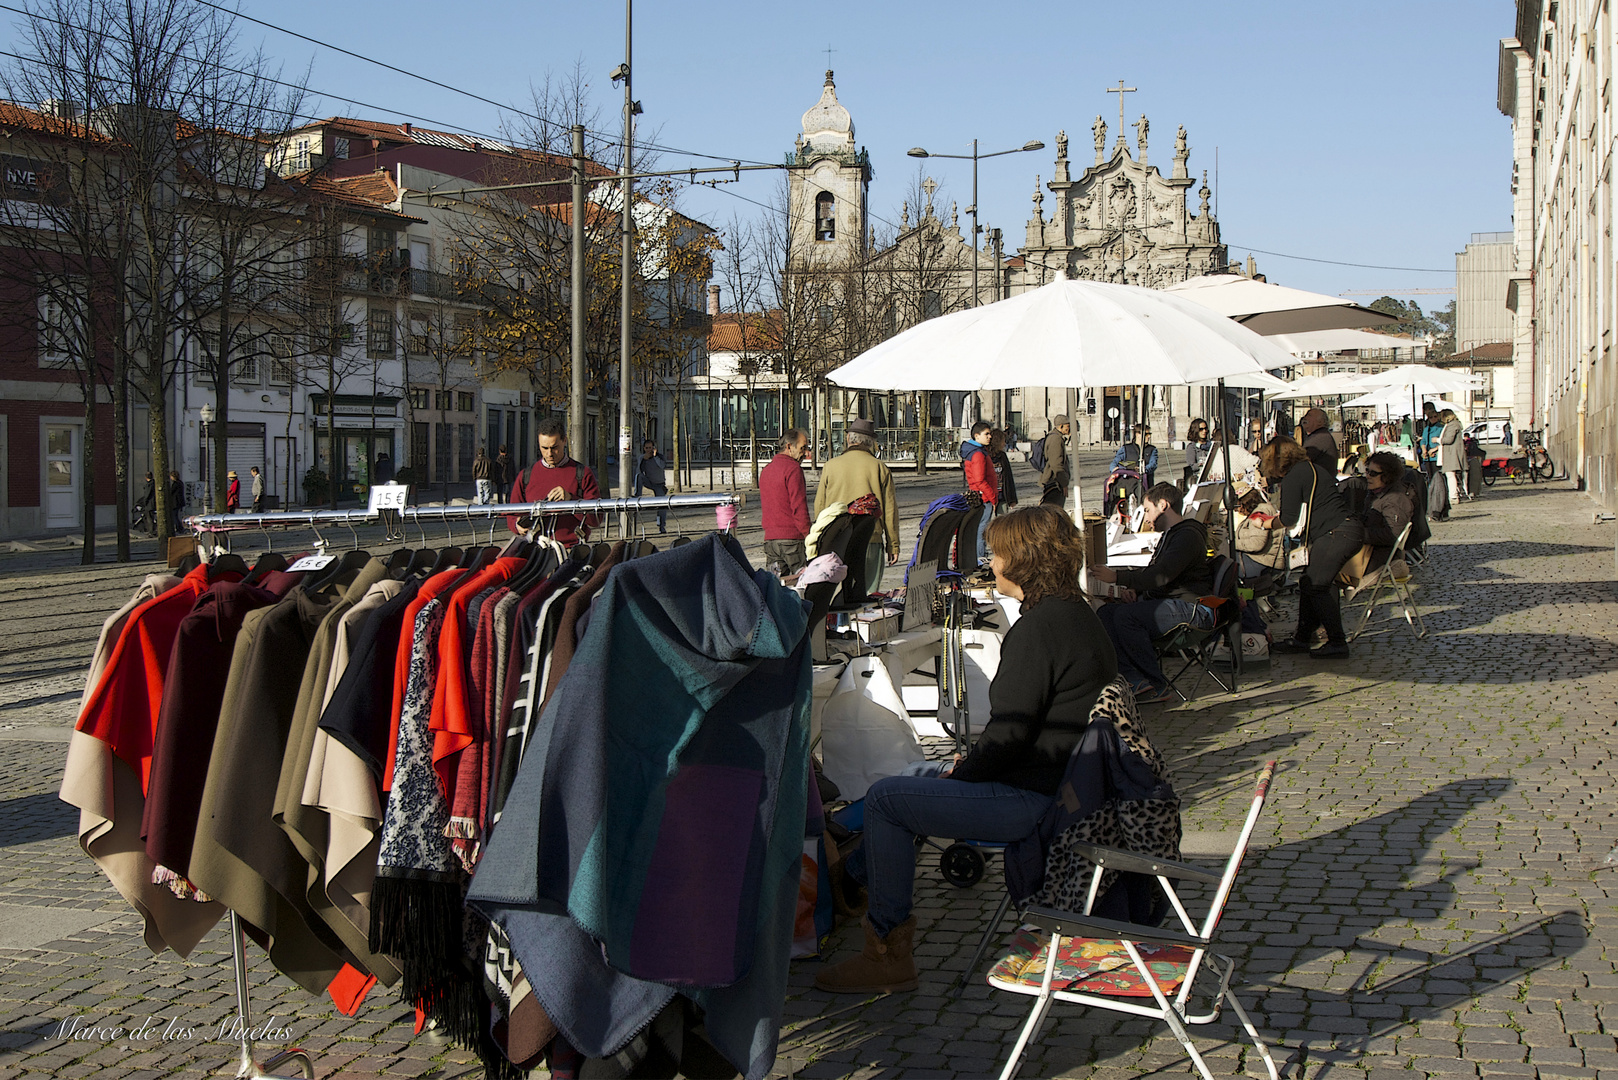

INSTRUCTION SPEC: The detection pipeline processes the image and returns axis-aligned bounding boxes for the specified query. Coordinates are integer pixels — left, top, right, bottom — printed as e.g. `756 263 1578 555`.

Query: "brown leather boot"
813 916 918 994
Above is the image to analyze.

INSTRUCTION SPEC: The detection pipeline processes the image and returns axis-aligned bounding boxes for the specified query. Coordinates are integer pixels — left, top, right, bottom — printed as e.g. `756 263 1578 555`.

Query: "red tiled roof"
708 311 782 352
291 116 615 178
296 170 420 222
1443 342 1513 362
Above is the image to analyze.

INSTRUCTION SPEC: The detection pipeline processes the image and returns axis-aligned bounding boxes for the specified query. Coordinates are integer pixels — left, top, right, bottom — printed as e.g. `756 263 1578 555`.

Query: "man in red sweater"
758 429 811 574
506 417 601 546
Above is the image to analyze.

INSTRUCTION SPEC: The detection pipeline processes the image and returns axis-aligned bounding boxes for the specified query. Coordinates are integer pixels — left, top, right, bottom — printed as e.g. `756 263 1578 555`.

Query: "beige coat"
813 446 899 551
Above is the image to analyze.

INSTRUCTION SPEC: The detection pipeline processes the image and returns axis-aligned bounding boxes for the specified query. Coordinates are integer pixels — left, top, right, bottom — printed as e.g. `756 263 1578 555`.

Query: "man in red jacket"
506 417 601 546
758 429 811 574
960 420 999 564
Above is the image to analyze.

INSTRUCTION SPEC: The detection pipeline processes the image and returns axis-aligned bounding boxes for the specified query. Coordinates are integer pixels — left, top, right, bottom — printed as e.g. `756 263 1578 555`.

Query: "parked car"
1465 418 1512 444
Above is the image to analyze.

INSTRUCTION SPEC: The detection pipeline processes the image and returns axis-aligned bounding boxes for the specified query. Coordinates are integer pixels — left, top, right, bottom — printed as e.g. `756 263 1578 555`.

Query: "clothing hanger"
208 552 251 581
385 547 413 578
244 552 289 585
175 552 202 574
304 548 372 593
632 539 656 560
428 546 463 576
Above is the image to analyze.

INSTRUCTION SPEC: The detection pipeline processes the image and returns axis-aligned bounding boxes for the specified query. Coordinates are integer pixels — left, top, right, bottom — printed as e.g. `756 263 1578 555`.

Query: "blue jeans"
1097 598 1215 690
848 762 1052 936
975 505 993 564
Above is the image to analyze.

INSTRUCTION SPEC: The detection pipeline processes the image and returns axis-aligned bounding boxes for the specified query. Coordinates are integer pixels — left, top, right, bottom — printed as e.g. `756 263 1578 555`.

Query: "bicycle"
1521 429 1555 481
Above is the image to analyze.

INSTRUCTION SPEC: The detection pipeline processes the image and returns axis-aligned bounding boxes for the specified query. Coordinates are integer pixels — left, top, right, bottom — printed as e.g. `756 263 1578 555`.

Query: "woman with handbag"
1258 438 1363 659
1437 408 1465 507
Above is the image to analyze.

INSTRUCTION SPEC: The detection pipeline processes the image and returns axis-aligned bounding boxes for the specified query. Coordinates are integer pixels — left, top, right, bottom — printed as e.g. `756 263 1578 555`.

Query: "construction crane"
1337 289 1454 296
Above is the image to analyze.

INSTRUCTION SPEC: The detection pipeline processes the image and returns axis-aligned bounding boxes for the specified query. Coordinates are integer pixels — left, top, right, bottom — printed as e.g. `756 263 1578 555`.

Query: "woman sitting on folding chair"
814 505 1118 996
1347 451 1418 583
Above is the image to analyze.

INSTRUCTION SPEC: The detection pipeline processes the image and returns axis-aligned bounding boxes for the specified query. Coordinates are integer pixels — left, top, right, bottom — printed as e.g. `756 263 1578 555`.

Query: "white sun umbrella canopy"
1268 371 1377 400
1350 364 1485 397
826 277 1301 392
1163 274 1399 336
1268 327 1418 355
1341 386 1460 412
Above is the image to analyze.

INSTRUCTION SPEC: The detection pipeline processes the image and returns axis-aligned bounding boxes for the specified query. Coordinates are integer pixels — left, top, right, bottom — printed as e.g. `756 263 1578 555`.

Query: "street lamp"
199 403 215 511
907 139 1043 310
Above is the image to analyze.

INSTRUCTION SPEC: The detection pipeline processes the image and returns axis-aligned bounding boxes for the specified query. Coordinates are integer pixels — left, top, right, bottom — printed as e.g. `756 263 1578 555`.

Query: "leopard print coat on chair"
1006 677 1182 913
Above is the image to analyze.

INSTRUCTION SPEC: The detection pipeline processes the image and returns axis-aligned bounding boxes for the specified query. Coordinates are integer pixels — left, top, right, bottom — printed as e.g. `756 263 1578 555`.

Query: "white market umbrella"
1268 327 1418 355
1342 387 1457 413
826 277 1301 392
1351 364 1485 397
1163 274 1399 336
1269 371 1377 400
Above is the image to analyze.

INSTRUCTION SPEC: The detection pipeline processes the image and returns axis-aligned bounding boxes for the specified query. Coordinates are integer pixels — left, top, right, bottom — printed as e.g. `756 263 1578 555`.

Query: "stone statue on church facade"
1092 116 1106 163
1055 129 1068 161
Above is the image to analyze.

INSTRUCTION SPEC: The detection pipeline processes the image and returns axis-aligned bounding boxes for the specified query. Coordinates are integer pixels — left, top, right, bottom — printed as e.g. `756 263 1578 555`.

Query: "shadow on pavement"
0 792 78 846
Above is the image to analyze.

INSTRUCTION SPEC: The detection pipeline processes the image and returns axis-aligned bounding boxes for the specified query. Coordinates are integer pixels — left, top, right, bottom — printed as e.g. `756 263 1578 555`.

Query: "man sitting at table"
1091 483 1215 705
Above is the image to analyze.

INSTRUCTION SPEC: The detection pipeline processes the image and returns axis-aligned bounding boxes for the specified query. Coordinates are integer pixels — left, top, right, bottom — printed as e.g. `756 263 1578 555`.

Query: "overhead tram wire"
1226 244 1460 275
184 0 787 171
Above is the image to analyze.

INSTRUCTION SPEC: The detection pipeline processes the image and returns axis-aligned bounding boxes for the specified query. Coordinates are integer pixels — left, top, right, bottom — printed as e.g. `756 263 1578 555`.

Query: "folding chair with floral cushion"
987 761 1281 1080
1346 522 1427 642
953 677 1181 999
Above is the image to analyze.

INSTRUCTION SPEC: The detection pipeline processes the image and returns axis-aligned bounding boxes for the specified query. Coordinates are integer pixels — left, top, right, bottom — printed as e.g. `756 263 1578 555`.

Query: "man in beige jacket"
813 418 900 565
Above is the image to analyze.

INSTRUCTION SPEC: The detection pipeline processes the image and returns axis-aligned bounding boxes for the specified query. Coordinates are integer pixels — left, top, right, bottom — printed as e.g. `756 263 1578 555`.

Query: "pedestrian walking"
496 445 513 492
1037 415 1072 506
249 466 264 512
632 439 669 533
814 418 900 568
988 428 1018 512
473 446 495 504
167 471 185 534
225 471 240 513
759 429 811 574
134 472 157 534
959 420 999 564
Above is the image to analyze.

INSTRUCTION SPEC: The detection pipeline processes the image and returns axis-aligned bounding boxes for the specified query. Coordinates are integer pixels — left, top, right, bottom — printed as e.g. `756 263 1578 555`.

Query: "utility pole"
570 124 586 447
617 0 635 513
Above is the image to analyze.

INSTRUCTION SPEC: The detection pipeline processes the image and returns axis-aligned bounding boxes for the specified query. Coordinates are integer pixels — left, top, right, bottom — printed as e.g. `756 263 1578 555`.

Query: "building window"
436 389 454 411
457 423 474 479
37 290 79 367
923 290 942 320
457 391 474 413
411 422 429 472
815 191 836 241
269 335 296 384
235 352 259 384
368 226 396 261
367 308 394 358
289 136 309 173
407 387 429 411
408 310 428 355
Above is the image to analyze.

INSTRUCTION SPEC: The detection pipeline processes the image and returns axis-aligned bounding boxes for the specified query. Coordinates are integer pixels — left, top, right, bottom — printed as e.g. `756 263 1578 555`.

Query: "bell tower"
787 70 872 272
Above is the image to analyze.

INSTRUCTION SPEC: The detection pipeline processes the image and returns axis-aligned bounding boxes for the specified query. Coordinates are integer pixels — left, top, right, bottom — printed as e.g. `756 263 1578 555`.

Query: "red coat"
759 453 810 540
226 478 240 511
963 444 999 505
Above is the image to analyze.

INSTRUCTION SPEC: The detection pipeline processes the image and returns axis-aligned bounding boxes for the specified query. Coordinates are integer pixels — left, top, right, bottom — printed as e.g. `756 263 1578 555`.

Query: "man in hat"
814 418 900 565
1040 415 1072 505
1299 408 1339 470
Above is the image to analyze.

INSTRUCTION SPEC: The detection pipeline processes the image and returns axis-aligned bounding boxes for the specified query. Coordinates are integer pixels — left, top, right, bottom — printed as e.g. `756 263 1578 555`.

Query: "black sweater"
1278 460 1350 539
950 596 1118 795
1115 518 1212 602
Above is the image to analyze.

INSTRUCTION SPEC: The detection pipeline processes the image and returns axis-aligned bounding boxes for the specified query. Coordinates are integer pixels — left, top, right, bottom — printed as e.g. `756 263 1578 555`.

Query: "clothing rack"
172 490 739 1078
185 492 740 536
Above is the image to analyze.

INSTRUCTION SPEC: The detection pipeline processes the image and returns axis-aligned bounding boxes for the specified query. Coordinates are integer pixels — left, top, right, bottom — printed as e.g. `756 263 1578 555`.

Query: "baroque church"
779 71 1231 447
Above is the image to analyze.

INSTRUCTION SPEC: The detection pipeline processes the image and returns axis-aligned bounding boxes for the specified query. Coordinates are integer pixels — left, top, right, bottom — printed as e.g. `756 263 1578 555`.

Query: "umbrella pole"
1219 378 1236 562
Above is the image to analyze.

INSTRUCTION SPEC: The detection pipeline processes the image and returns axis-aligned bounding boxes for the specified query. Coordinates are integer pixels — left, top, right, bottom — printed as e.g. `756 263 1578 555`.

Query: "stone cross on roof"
922 176 937 217
1107 80 1136 146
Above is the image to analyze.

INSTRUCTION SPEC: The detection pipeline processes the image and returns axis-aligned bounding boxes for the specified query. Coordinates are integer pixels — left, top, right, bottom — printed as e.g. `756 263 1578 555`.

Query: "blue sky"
233 0 1509 306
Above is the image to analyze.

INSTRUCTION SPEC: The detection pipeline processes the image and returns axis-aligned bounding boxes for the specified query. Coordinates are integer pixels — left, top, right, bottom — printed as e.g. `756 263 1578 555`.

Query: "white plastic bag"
818 655 923 802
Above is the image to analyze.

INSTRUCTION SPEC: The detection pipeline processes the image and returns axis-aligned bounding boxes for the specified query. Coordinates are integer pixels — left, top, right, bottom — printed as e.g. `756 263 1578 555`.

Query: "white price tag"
288 554 336 572
368 483 409 513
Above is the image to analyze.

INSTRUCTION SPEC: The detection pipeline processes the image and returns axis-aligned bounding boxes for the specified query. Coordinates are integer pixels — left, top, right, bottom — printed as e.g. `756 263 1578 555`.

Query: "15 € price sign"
368 483 409 513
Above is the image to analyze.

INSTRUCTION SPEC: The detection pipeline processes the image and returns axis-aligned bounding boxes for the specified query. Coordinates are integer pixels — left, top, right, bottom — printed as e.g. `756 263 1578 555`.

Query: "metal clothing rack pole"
228 912 312 1079
184 493 740 536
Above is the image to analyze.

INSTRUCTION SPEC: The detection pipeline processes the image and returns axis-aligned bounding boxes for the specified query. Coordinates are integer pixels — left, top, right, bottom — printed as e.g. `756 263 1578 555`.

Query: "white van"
1464 418 1512 444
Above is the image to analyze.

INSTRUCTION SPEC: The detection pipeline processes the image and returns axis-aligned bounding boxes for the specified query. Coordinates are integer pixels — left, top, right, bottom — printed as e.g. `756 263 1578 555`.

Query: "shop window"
457 423 474 478
435 422 452 481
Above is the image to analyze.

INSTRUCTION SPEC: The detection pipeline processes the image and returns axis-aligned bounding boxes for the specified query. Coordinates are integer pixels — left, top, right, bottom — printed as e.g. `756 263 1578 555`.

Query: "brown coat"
812 446 900 551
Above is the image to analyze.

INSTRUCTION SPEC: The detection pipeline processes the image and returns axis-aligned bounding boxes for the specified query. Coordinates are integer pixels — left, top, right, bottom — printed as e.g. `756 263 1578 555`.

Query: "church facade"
776 72 1233 458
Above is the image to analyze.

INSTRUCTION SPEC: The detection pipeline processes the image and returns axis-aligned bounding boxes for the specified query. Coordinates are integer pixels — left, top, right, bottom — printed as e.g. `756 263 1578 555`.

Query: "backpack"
1027 435 1048 475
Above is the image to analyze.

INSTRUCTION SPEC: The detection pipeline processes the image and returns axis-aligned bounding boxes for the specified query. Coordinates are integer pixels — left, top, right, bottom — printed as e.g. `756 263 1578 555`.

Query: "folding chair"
1152 555 1241 701
988 762 1281 1080
1346 522 1427 642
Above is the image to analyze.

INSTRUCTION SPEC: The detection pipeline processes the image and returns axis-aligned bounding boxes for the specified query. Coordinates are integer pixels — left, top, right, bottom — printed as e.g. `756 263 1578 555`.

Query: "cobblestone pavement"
3 451 1617 1079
